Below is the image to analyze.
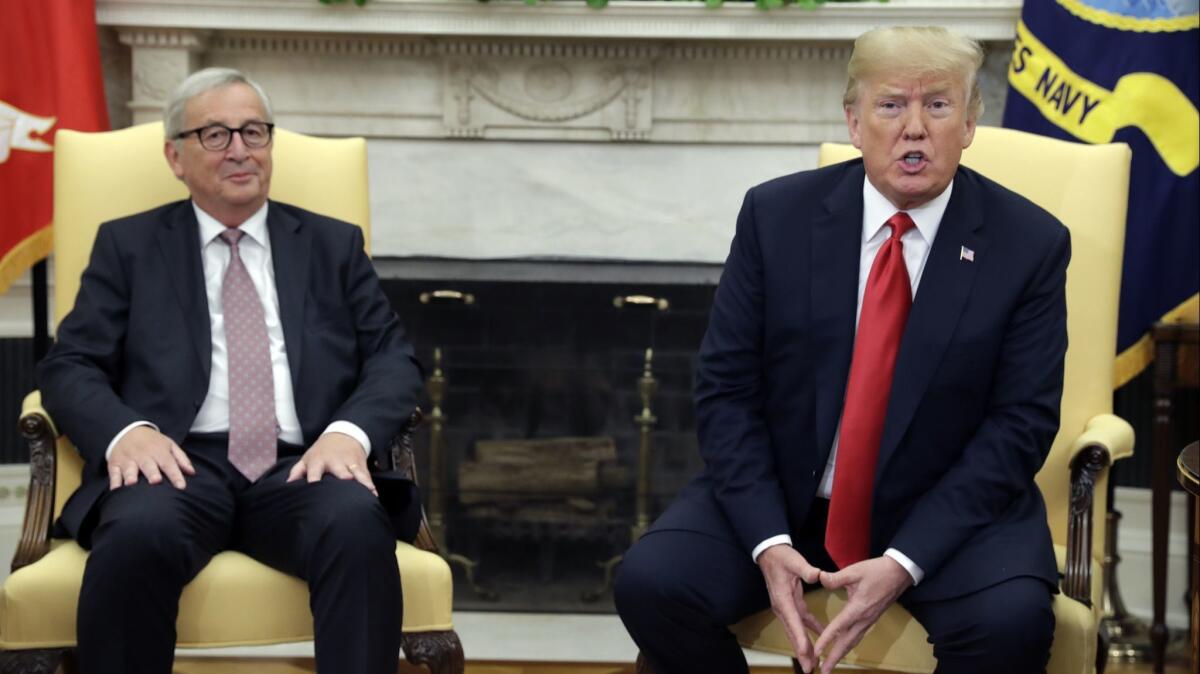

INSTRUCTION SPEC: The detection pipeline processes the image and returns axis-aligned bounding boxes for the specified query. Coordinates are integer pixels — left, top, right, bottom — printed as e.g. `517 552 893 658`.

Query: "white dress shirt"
105 201 370 461
751 177 955 585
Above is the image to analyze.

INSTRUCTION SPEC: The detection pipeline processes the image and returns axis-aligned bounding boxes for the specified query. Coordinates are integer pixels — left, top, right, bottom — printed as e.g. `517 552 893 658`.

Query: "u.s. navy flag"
1004 0 1199 387
0 1 109 294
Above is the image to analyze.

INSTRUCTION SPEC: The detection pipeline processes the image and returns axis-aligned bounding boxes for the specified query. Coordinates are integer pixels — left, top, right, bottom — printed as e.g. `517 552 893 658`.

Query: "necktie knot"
886 212 916 240
219 228 245 252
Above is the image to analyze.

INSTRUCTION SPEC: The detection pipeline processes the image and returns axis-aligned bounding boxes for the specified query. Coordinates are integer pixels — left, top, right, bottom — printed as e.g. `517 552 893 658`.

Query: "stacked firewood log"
458 436 629 525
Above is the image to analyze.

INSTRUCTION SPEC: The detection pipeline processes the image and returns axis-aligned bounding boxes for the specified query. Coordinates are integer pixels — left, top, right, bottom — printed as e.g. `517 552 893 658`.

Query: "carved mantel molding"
98 0 1021 41
102 0 1017 140
95 0 1020 262
117 28 210 121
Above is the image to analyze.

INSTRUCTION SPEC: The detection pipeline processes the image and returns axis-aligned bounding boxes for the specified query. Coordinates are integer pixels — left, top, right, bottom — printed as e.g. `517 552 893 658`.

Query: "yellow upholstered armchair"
727 127 1134 674
0 123 463 674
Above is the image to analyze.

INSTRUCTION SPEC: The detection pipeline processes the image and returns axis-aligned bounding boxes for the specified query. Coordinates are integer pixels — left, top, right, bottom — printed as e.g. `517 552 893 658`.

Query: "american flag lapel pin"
959 246 975 262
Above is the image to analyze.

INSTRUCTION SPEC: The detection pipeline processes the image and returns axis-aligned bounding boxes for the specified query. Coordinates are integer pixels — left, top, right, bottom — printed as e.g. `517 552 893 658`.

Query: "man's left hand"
813 556 914 674
286 432 377 496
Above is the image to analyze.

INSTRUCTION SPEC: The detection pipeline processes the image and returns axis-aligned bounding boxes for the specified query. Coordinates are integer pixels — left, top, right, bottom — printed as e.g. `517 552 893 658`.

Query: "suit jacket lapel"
811 162 865 462
157 202 211 379
876 169 987 475
267 202 310 393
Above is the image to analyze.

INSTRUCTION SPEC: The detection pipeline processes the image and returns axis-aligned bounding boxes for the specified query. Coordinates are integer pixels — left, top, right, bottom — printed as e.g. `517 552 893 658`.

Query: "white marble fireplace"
95 0 1021 267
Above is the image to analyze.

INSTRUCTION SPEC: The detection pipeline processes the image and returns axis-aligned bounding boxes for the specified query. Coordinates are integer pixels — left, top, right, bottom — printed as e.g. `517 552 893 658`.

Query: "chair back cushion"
818 126 1131 562
50 122 370 520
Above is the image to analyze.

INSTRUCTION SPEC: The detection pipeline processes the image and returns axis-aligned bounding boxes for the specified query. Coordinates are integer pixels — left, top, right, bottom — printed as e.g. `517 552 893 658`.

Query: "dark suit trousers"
614 498 1055 674
75 435 402 674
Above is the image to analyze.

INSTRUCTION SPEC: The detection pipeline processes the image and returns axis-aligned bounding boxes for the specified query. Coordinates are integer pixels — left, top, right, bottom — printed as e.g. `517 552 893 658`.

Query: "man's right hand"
758 544 827 673
108 426 195 490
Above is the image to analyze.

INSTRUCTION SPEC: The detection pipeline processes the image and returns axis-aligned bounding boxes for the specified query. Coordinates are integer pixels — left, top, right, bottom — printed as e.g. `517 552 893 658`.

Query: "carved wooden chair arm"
14 401 441 575
1061 414 1134 605
387 408 439 555
13 391 59 573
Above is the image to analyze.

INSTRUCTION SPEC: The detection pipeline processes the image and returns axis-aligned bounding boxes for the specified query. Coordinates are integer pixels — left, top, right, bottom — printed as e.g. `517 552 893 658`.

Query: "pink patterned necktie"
219 229 277 482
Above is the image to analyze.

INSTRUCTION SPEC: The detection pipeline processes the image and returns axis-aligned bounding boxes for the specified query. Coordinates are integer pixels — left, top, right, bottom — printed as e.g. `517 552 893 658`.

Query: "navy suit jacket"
656 160 1069 602
39 200 424 542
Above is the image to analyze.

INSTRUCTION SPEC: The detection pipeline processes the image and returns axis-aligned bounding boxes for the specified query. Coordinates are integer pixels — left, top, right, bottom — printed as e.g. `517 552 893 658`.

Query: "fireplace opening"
382 263 718 612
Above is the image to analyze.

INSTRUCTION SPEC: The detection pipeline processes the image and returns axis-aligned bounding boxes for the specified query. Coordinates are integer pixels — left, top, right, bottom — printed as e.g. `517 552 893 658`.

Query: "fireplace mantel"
98 0 1020 41
93 0 1018 263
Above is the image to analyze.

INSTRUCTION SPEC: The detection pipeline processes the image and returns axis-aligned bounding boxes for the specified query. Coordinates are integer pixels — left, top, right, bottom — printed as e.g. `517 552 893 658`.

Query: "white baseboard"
0 464 29 583
1111 486 1192 629
176 613 793 665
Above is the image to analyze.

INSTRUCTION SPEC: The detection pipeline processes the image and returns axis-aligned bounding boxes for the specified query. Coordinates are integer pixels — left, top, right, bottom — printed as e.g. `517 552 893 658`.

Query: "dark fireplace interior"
381 262 718 612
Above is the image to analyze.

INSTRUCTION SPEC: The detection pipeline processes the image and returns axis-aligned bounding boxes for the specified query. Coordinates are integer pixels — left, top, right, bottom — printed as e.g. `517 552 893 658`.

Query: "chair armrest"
387 408 439 555
21 390 59 438
13 390 60 573
1069 413 1134 464
1062 413 1134 604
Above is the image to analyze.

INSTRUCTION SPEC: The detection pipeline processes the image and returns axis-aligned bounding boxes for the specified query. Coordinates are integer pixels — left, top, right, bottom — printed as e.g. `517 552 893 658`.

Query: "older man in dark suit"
38 67 422 674
615 26 1067 674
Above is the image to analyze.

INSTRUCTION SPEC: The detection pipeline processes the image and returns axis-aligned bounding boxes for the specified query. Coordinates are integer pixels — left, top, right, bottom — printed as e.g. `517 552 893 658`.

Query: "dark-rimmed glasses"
174 122 275 151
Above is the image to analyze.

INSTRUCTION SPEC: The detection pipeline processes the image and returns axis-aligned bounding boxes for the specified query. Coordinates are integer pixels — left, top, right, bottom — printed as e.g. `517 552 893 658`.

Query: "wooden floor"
423 660 1197 674
1106 663 1192 674
168 658 1195 674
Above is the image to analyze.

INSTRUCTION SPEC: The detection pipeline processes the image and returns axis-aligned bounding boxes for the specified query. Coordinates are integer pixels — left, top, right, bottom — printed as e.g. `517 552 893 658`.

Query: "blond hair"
843 26 984 119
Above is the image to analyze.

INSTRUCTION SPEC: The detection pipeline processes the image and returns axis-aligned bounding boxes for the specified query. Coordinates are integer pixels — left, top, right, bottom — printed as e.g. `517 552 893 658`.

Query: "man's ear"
845 104 863 149
962 113 977 150
163 140 185 180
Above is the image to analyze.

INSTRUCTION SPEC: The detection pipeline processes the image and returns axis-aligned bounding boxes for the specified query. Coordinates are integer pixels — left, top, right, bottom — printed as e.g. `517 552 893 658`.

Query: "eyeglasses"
174 122 275 151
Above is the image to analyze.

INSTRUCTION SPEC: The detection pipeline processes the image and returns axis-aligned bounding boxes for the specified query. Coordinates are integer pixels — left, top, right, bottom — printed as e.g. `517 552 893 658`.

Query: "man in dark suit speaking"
615 27 1068 674
38 68 422 674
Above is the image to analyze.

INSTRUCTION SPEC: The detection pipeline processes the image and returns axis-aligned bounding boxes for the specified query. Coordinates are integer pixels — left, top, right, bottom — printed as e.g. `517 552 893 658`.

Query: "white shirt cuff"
751 534 794 564
884 548 924 585
322 421 371 457
105 421 159 461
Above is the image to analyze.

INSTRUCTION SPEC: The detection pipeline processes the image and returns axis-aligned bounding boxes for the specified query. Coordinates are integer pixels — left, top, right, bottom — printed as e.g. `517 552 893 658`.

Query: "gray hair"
163 67 274 140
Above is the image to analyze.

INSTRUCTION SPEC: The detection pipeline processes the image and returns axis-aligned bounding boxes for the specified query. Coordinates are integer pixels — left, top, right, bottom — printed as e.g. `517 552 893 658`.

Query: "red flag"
0 1 109 294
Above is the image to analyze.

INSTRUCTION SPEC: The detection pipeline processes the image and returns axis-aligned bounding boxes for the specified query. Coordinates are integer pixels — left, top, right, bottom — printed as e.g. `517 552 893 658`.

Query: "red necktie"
825 212 916 568
220 229 278 482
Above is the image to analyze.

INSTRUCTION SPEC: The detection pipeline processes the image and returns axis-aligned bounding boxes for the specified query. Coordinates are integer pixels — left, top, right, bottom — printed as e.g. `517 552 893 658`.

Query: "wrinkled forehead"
866 71 968 99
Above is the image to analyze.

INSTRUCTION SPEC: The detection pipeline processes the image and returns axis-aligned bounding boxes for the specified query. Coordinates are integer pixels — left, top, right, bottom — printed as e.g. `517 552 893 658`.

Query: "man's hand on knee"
108 426 195 490
758 544 827 673
813 555 913 674
287 432 377 496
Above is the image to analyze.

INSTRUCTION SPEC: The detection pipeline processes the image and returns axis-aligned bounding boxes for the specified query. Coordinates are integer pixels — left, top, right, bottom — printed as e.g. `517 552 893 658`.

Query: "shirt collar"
861 176 952 246
194 200 270 248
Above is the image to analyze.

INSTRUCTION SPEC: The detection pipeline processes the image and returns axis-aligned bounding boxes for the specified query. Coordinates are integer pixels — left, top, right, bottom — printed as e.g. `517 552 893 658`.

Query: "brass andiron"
632 347 659 541
427 347 496 600
583 347 658 602
426 348 449 551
